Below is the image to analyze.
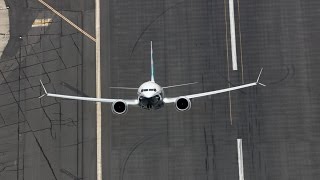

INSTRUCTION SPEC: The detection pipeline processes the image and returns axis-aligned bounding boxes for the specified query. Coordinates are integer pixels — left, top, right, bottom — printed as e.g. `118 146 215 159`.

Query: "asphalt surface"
0 0 320 180
0 0 95 179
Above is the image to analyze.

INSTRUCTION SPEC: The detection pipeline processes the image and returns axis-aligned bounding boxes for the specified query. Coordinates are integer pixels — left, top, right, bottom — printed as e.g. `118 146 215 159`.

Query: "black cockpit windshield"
141 89 156 92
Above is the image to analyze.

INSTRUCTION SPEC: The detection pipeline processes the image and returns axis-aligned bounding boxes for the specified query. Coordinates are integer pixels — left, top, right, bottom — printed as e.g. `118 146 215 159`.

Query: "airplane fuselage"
137 81 164 110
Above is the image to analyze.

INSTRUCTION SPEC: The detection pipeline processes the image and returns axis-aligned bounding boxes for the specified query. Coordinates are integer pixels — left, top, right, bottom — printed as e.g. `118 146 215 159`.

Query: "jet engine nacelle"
175 97 191 111
111 100 128 115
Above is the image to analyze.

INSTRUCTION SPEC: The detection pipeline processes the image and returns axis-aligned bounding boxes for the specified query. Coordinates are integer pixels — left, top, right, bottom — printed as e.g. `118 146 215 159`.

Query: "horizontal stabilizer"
163 82 198 89
110 87 138 90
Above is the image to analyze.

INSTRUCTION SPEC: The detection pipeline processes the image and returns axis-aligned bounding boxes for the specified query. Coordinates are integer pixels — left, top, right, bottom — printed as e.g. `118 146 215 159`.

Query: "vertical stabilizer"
150 41 155 82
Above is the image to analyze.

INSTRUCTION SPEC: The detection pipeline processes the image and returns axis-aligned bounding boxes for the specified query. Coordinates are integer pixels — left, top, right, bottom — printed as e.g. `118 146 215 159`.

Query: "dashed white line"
237 139 244 180
229 0 238 70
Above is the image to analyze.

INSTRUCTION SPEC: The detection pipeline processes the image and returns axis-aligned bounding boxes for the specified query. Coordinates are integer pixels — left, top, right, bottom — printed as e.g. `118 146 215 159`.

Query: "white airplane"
39 41 265 114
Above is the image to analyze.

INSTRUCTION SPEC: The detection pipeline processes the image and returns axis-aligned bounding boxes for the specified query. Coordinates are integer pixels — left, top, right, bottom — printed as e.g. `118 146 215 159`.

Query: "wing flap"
47 93 139 105
40 80 139 105
185 82 257 99
163 68 265 103
163 82 258 103
47 93 117 103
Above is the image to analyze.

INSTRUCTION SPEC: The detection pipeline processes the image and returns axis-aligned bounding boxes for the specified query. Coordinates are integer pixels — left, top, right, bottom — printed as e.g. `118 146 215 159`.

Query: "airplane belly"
139 96 164 110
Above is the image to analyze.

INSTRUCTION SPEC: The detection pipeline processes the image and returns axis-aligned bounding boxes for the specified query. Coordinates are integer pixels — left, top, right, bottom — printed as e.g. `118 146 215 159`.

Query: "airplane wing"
39 80 139 105
163 68 265 103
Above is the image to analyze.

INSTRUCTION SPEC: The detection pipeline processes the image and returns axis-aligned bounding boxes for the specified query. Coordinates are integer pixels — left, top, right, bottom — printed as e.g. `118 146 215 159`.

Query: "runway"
104 0 320 180
0 0 320 180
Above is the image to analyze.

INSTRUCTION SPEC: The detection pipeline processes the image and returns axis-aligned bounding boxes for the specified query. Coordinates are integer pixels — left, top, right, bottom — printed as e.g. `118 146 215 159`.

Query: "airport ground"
0 0 319 180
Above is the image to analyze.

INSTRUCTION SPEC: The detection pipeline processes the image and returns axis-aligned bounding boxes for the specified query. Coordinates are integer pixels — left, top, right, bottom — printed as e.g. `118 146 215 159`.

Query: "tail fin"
150 41 155 82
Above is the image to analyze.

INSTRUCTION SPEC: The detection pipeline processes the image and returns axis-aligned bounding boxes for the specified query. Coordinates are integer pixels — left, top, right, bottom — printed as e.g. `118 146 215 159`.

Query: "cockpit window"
141 89 156 92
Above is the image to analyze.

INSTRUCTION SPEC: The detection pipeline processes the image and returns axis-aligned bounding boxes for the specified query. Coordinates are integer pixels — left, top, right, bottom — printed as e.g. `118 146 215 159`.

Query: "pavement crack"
60 168 82 180
69 34 81 55
60 81 89 97
120 132 164 180
39 98 57 139
34 135 58 180
203 127 209 177
0 164 16 174
49 37 67 69
129 0 185 60
0 112 6 125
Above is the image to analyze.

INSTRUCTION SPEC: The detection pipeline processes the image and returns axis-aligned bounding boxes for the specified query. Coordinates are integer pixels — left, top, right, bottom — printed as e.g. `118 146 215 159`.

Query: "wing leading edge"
163 68 265 103
39 80 139 105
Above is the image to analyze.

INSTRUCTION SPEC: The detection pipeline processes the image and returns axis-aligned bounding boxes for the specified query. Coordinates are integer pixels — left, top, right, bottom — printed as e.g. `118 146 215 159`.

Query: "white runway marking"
229 0 238 70
237 139 244 180
0 6 8 10
95 0 102 180
38 1 102 179
38 0 96 42
32 18 52 27
0 0 9 58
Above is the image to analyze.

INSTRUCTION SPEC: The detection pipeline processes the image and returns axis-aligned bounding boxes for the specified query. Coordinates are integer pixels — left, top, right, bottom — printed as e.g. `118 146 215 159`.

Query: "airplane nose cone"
142 92 154 98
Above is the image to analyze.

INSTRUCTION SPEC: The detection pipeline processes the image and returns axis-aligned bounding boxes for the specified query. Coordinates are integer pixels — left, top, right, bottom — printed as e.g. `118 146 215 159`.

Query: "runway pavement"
105 0 244 179
238 1 320 179
104 0 320 180
0 0 320 180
